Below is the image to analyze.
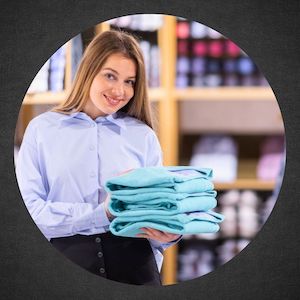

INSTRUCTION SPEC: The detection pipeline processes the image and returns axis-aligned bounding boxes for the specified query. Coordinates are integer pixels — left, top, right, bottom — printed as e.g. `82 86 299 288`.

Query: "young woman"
16 30 180 285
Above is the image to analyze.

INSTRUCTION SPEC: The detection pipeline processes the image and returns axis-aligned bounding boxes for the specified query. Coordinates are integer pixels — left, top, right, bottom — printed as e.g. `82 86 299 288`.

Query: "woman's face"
84 52 137 119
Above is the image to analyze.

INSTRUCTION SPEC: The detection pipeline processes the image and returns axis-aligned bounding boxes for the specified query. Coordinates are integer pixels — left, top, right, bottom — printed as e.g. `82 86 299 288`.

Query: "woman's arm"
16 123 110 239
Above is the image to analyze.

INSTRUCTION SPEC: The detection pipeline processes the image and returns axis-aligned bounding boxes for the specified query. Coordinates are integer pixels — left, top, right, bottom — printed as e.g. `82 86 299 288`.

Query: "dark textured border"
1 1 300 299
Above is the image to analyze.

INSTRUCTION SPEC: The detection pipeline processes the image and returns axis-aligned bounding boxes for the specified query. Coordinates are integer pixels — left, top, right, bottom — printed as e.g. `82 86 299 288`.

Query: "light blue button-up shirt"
16 110 174 270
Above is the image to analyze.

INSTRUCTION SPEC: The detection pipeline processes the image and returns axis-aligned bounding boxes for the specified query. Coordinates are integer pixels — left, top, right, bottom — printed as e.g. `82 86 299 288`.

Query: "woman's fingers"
136 227 180 242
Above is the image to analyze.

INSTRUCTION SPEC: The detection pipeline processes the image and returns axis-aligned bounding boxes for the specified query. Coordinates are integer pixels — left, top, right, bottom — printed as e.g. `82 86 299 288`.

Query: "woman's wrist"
105 208 114 221
104 193 114 221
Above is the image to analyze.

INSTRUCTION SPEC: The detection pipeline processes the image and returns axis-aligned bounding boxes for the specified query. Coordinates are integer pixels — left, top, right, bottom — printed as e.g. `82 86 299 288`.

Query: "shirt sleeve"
15 121 110 240
145 129 163 167
145 129 182 251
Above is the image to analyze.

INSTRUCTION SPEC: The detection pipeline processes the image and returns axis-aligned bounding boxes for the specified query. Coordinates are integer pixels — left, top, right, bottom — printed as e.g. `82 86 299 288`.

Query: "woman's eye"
105 73 115 80
126 80 135 86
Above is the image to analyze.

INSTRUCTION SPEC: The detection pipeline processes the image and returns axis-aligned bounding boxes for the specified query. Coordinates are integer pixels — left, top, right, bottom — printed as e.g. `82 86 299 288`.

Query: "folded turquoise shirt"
109 211 224 237
109 196 217 217
109 182 214 195
109 190 217 201
106 178 214 194
105 166 213 192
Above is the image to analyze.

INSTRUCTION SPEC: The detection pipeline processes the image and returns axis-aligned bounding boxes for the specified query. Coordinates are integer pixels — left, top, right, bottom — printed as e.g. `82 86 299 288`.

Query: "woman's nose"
112 82 125 98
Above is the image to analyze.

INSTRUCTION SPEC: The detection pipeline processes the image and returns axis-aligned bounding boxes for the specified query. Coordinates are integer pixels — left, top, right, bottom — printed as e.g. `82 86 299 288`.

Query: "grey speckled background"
0 0 300 299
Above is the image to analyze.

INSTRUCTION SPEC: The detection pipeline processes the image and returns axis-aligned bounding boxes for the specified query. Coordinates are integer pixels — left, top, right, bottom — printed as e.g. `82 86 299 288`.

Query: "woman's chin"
95 105 117 116
104 108 118 115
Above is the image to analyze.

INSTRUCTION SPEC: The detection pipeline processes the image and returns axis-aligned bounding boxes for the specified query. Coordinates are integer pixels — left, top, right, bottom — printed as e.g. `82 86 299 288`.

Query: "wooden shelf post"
158 15 179 285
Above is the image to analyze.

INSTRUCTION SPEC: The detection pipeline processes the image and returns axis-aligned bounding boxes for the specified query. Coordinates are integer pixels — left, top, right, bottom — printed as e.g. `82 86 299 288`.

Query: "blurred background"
15 14 285 285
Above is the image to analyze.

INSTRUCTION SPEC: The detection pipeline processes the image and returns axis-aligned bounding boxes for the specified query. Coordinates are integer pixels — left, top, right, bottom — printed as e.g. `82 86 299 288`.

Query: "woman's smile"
104 94 122 106
83 52 136 119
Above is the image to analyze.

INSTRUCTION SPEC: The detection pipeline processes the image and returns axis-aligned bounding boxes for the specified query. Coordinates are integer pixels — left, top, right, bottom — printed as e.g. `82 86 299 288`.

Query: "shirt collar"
102 112 127 129
59 111 127 129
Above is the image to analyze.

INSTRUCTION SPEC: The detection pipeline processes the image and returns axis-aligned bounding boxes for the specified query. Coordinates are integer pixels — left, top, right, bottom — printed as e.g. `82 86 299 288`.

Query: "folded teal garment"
105 166 213 192
109 211 224 237
110 190 217 202
109 196 217 217
106 178 214 195
173 178 213 193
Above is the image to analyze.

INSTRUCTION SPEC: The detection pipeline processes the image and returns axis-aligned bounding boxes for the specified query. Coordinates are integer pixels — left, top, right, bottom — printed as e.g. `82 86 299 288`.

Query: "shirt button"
99 268 105 274
89 145 95 151
90 171 96 178
97 251 103 258
90 123 96 127
95 237 101 243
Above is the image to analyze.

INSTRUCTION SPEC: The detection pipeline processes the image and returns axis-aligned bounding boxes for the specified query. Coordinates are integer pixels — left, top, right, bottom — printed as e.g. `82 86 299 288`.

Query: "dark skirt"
50 231 161 285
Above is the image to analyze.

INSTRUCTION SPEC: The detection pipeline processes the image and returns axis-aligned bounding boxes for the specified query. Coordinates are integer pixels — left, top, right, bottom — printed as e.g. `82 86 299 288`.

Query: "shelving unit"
23 91 69 105
175 86 275 101
16 15 284 286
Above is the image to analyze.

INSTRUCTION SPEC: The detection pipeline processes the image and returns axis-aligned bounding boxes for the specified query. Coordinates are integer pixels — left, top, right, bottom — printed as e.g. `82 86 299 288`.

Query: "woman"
16 30 180 285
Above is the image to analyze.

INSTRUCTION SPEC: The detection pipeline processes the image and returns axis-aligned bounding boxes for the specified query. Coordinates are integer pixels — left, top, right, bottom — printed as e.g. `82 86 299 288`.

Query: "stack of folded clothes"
190 135 238 182
105 166 224 237
256 135 285 181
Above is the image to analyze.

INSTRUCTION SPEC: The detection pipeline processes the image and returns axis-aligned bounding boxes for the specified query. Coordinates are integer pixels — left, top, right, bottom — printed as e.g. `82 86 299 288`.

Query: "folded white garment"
190 153 237 182
193 135 238 155
190 135 238 182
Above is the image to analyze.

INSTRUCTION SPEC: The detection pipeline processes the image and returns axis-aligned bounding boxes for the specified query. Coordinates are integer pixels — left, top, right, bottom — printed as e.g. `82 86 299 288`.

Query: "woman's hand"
136 227 181 243
104 193 115 221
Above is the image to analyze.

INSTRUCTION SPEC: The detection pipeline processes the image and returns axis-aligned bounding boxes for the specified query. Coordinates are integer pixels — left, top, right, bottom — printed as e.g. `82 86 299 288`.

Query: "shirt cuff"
149 235 182 253
92 202 111 228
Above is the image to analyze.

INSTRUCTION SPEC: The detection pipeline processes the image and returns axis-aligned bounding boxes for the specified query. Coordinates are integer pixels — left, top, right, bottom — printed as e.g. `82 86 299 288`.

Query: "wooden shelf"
214 158 276 190
214 179 275 191
175 86 276 101
178 159 277 191
148 87 166 101
22 88 165 105
23 91 69 105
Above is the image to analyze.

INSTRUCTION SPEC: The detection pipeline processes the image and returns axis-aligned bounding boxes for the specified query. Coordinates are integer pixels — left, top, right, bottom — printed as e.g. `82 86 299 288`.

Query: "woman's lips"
104 95 121 106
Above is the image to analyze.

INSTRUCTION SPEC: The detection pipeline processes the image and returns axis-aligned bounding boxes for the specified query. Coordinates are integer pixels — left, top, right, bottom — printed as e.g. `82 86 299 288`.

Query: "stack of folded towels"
105 166 224 237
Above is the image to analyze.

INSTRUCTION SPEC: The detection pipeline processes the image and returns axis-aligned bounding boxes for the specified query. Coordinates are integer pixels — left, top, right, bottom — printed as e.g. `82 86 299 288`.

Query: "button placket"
95 236 106 277
88 122 97 181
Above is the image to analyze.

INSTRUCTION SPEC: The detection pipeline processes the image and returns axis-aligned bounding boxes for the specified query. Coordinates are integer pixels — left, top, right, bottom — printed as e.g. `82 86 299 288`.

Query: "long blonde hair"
52 30 153 128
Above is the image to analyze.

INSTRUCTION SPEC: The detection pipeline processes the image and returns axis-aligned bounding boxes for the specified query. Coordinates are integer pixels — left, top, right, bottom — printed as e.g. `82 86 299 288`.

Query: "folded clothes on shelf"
190 135 238 182
49 44 66 92
256 136 285 180
218 189 240 206
110 211 224 237
71 34 83 81
27 60 50 93
239 190 260 208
